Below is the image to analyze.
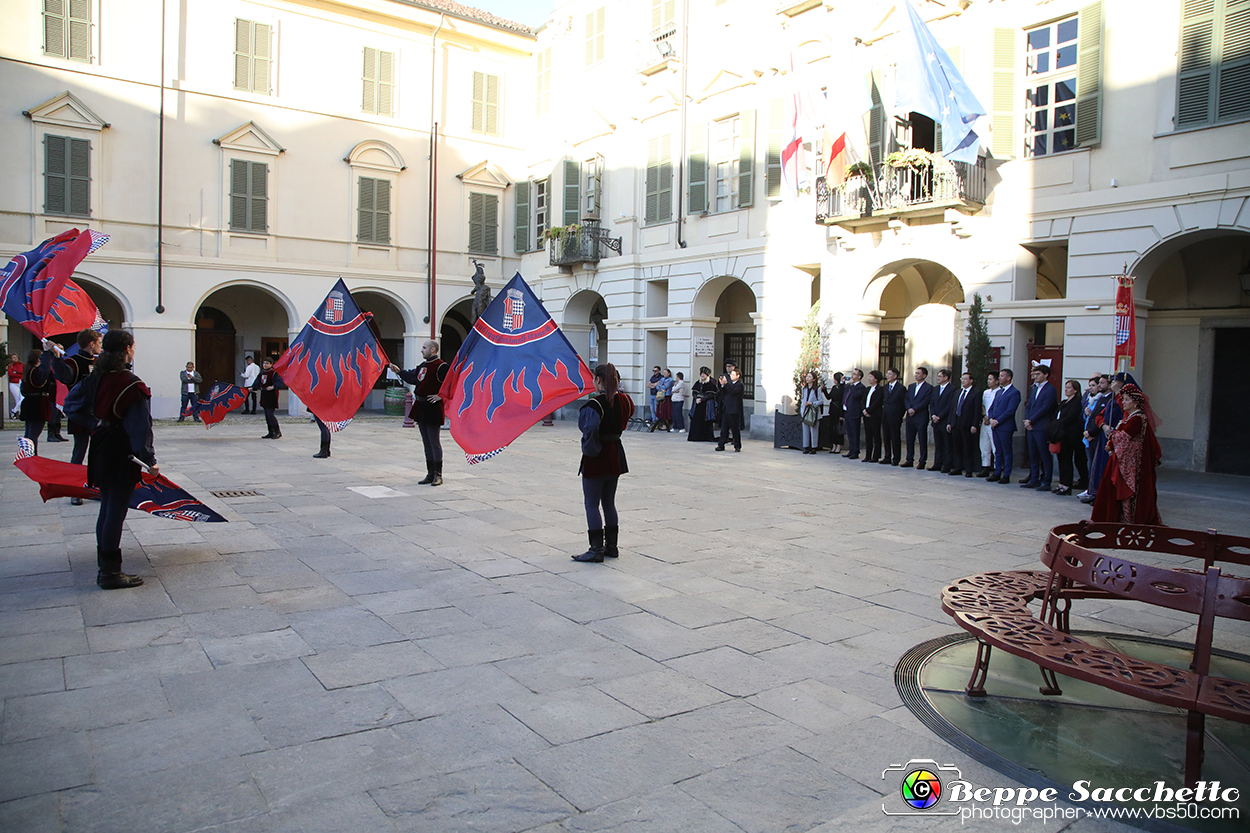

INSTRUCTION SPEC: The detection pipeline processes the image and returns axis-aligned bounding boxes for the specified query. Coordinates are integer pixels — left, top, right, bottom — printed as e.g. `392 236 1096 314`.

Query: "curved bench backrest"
1042 533 1212 615
1050 522 1250 571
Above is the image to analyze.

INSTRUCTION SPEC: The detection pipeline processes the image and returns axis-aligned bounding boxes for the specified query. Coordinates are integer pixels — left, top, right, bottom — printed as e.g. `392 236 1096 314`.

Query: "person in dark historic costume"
257 357 283 440
392 339 450 485
47 329 104 504
687 366 719 443
85 330 155 589
20 348 55 455
1091 383 1162 525
1080 372 1134 504
573 363 634 563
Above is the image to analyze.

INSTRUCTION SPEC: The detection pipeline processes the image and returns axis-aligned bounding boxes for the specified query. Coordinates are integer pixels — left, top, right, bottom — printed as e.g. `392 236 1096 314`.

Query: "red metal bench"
941 521 1250 786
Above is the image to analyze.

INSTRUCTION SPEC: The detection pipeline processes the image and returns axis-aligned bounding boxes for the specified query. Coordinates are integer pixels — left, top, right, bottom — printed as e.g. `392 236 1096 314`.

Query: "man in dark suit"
715 368 745 451
880 367 905 465
842 368 867 459
861 370 884 462
1022 363 1058 489
929 368 956 472
987 368 1021 484
904 366 933 468
949 372 982 476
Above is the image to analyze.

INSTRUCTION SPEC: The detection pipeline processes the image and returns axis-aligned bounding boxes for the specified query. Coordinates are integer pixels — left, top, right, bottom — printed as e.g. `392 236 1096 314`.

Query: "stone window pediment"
459 161 510 190
214 122 284 156
25 91 108 131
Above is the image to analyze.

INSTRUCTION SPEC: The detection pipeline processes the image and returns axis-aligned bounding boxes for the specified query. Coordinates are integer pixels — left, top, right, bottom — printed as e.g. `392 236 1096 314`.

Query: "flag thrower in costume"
893 0 986 164
439 272 595 464
1114 275 1137 370
13 438 227 523
273 279 388 431
0 228 107 338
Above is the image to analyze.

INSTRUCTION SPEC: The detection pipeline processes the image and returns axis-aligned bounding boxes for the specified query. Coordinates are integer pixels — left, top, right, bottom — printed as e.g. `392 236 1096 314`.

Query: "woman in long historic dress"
1090 383 1162 525
686 366 719 443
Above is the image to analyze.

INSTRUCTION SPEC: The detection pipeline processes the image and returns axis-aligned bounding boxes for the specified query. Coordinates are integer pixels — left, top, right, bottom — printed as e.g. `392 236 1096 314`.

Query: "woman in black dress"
686 366 719 443
574 364 635 563
822 371 846 454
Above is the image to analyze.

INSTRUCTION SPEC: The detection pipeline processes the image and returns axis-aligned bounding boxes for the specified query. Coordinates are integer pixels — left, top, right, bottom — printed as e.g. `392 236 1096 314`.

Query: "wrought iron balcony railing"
816 155 988 227
548 222 622 268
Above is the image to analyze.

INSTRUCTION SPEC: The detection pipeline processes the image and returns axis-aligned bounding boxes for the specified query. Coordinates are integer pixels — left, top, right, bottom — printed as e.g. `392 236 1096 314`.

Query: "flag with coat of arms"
1114 274 1136 369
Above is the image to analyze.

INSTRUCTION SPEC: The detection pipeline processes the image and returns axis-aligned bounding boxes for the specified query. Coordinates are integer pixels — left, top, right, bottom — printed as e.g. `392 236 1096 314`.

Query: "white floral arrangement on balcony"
884 148 934 170
541 224 582 244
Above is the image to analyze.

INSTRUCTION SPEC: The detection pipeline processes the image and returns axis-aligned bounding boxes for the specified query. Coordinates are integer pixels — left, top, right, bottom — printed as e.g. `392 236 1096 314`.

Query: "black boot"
96 548 143 590
573 529 605 562
418 462 436 485
313 443 330 458
604 525 619 559
272 429 282 439
430 462 443 486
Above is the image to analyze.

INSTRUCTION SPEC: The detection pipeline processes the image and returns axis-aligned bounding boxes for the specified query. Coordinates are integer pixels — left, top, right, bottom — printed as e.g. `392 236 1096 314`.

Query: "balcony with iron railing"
638 24 679 75
548 221 622 270
816 153 988 229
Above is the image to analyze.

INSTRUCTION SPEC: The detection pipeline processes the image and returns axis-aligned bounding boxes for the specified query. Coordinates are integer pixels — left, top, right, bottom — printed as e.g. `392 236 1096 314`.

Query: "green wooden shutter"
1178 0 1218 126
688 122 707 214
67 0 90 61
44 0 65 59
514 180 530 253
658 134 672 222
1075 2 1103 146
738 109 755 208
376 179 391 243
585 155 603 218
68 138 89 216
234 19 252 91
483 193 498 254
469 192 485 252
363 48 378 113
378 51 394 117
767 99 784 198
249 162 268 233
358 177 375 241
1218 0 1250 121
866 70 886 166
229 160 247 230
563 160 581 225
44 135 67 214
485 74 500 135
471 72 485 133
645 138 660 223
991 30 1018 158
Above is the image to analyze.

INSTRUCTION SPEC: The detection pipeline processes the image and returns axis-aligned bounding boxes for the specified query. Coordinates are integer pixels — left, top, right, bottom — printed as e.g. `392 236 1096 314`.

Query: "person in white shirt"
670 372 687 433
240 355 260 414
978 371 999 477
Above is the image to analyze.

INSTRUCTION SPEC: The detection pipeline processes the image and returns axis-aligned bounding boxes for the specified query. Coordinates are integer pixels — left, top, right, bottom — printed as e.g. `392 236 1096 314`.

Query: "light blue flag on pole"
894 0 986 164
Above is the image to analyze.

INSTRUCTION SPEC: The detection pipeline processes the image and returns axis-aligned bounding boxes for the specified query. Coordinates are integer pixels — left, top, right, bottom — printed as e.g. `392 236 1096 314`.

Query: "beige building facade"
3 0 1249 474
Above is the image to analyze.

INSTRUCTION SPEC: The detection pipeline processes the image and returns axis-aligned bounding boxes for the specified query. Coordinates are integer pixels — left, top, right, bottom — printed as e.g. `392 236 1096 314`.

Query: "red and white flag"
1114 275 1136 369
821 37 872 186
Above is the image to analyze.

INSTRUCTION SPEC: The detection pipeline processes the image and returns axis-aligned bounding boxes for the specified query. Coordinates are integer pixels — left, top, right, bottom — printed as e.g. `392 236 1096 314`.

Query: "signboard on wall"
694 336 714 356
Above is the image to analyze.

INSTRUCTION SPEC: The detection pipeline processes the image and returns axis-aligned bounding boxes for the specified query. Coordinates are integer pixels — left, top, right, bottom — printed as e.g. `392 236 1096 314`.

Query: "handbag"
802 403 819 427
1048 441 1062 454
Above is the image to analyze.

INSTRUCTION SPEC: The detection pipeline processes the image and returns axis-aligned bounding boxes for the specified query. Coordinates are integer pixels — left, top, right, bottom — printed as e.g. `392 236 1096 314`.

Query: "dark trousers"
70 431 89 465
48 409 62 436
882 415 902 464
96 478 135 554
862 415 882 460
1058 438 1089 488
315 416 330 446
932 424 951 470
418 422 443 463
844 413 861 455
719 416 742 450
180 392 200 420
905 417 927 464
264 407 279 436
24 420 44 454
1026 428 1054 485
956 428 980 474
582 475 619 529
672 402 685 432
992 426 1015 478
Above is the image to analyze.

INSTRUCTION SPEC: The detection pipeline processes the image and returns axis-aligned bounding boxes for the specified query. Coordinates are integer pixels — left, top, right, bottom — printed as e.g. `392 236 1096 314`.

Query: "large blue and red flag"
13 438 227 522
184 383 250 427
0 229 106 338
439 272 595 464
274 279 388 432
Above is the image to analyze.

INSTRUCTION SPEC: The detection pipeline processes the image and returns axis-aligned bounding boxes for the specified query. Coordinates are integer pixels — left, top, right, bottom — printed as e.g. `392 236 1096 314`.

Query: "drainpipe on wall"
155 0 167 314
427 14 446 339
676 0 690 249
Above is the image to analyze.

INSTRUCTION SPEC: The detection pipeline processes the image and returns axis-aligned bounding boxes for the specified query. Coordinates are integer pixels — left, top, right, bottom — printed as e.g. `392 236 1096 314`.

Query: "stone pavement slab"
3 417 1244 831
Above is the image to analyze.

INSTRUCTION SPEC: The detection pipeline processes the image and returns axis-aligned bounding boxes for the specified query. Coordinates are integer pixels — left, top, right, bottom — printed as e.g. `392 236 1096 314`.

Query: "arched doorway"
693 277 758 402
195 285 293 389
1141 231 1250 474
439 298 473 362
564 290 608 369
866 260 964 376
3 277 127 359
354 290 408 408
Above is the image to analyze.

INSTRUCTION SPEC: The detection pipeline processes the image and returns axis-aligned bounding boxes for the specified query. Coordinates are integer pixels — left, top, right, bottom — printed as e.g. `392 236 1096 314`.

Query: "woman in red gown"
1090 383 1162 525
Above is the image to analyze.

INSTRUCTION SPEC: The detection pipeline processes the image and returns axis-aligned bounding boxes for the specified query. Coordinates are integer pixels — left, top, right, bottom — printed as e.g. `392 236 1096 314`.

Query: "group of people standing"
796 365 1162 523
646 362 747 452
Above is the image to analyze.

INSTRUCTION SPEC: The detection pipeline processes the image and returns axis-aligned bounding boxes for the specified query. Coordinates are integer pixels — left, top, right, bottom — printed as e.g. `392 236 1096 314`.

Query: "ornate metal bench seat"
940 521 1250 785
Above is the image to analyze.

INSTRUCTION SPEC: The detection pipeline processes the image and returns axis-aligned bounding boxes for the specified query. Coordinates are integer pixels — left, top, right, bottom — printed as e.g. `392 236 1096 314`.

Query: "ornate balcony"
548 221 622 269
816 155 987 229
638 24 679 75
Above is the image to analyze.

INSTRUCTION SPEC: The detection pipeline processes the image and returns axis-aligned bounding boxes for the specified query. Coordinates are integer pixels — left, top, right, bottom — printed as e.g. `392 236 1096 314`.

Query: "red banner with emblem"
1114 275 1136 368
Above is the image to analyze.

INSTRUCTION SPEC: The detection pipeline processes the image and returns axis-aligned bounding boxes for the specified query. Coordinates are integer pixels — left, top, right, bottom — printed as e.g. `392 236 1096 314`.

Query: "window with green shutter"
357 177 391 244
536 49 552 117
647 134 673 224
230 159 269 233
767 99 784 199
514 181 530 253
44 134 90 217
1178 0 1250 127
43 0 92 62
738 109 755 208
234 19 273 95
468 192 498 255
472 71 501 136
363 48 395 117
585 8 606 66
563 160 581 226
687 124 706 215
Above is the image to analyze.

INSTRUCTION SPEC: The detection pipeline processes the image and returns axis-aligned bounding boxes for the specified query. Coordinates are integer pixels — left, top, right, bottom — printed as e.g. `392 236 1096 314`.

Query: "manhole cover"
210 490 262 498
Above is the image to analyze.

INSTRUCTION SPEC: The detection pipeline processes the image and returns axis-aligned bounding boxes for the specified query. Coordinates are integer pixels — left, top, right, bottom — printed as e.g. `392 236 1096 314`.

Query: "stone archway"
564 290 608 369
195 285 294 390
692 276 758 401
864 259 965 376
439 297 473 362
1140 230 1250 474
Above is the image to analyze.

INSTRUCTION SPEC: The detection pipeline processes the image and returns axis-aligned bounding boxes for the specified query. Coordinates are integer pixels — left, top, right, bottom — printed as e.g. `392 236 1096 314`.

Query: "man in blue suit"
987 368 1020 484
1021 364 1058 489
881 367 906 465
842 368 867 459
903 366 933 468
929 368 956 472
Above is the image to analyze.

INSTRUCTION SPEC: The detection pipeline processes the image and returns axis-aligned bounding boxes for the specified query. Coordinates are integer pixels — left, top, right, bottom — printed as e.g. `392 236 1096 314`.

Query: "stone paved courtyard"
1 415 1248 833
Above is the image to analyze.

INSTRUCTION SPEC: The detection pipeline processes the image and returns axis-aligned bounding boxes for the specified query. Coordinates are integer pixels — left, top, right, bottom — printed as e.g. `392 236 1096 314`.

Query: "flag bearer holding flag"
391 340 450 486
45 329 104 504
573 364 635 563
